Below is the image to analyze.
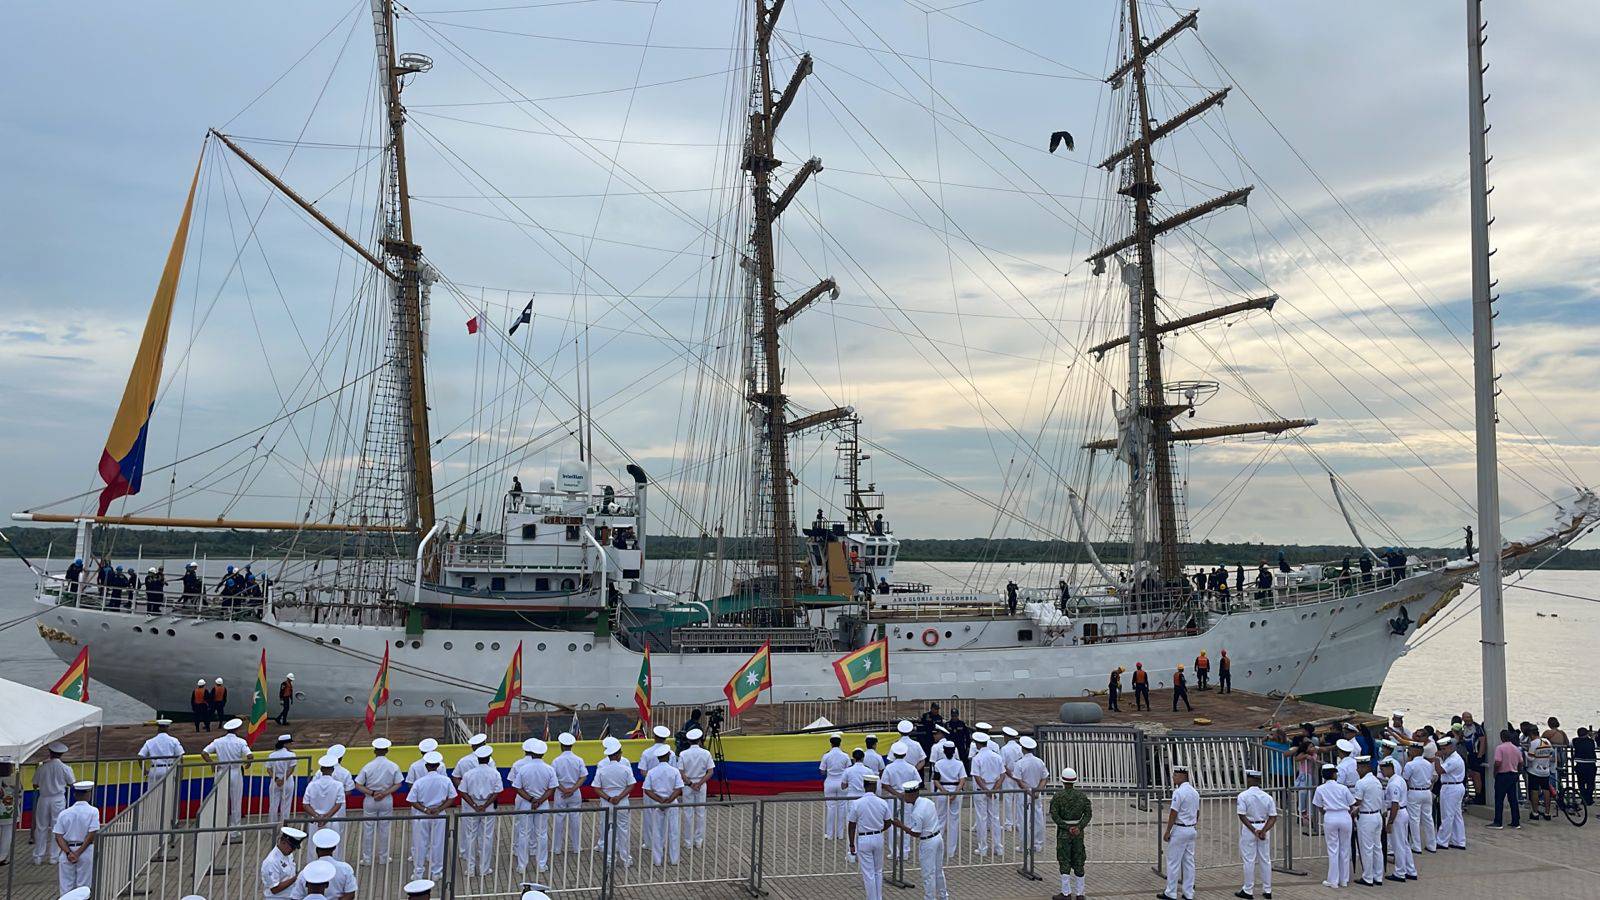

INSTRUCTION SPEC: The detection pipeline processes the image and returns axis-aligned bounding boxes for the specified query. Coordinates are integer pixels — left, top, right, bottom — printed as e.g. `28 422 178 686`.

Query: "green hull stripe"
1299 685 1383 713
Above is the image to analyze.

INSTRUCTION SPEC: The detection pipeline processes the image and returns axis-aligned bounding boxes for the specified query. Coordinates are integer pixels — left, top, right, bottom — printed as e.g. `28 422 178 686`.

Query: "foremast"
1085 2 1310 583
742 0 847 610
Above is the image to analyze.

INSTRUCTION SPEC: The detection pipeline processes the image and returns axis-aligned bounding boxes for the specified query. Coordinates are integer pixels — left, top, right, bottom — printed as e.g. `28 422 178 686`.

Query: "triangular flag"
50 646 90 703
246 650 270 746
487 641 523 726
508 298 534 335
634 647 652 726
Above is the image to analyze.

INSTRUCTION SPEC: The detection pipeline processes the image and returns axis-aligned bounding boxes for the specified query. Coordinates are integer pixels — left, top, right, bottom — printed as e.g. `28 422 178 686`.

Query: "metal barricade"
1035 725 1145 788
781 697 898 731
609 800 760 894
92 756 185 900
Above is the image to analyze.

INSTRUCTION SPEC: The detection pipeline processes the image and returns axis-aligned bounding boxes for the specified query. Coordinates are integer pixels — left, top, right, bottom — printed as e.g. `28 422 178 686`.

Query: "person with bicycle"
1524 722 1557 821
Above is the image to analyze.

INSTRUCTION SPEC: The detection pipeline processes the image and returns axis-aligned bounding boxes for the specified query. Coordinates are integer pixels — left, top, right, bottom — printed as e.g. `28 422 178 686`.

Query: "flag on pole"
508 298 534 335
365 645 392 732
246 649 270 746
465 315 481 334
50 646 90 703
486 641 523 726
831 638 889 698
634 646 653 726
569 711 583 740
723 639 773 716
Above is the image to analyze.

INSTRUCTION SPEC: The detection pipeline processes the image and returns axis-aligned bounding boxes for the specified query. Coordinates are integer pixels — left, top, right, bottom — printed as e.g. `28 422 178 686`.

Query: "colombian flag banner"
634 646 652 726
831 638 889 698
486 641 523 726
365 645 391 732
50 646 90 702
723 640 772 716
246 650 270 746
96 153 204 514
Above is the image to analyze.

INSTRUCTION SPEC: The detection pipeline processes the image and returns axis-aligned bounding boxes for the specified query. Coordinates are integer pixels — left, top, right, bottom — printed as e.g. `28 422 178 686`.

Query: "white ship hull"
32 568 1461 718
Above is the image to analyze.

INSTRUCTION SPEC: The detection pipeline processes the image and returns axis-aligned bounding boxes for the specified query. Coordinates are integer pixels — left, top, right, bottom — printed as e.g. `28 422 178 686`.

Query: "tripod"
707 720 731 801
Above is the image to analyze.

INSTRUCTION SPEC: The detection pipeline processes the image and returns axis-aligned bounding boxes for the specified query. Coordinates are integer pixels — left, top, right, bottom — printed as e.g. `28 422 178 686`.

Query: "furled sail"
96 152 202 514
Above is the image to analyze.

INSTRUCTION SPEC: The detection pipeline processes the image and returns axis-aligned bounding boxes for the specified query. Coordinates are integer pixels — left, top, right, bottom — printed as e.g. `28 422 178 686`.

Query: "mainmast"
743 0 847 608
1085 2 1307 582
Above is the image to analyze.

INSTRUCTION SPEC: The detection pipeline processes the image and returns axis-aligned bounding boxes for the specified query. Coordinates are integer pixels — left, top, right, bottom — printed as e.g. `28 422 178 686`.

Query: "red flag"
466 315 481 334
486 641 523 726
365 645 391 732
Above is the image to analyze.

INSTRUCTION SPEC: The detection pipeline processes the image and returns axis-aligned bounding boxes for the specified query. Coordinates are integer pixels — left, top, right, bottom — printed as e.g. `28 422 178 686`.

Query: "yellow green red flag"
722 640 773 716
365 644 391 732
486 641 523 726
634 646 652 725
246 649 270 746
50 646 90 703
831 638 889 698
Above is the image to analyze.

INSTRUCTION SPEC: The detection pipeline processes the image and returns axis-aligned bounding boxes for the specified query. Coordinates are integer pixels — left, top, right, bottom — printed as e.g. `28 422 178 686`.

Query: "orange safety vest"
212 686 227 705
192 687 208 705
1132 669 1148 686
1219 655 1231 672
280 680 293 700
1196 656 1210 671
1174 671 1186 688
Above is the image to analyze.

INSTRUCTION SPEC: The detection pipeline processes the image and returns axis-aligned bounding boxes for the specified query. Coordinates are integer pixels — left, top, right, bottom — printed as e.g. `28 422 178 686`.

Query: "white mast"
1466 0 1507 734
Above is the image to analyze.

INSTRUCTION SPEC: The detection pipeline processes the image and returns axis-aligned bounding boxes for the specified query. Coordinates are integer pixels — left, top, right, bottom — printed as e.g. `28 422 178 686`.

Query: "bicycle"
1557 785 1588 827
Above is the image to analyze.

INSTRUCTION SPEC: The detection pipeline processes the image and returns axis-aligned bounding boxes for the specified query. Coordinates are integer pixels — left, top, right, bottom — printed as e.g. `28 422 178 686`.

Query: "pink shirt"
1493 741 1522 774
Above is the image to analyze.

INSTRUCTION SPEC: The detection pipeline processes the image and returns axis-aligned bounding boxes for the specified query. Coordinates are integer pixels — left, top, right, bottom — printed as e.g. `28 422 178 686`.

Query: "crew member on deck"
1131 663 1150 710
276 673 295 725
209 677 229 726
1005 581 1019 615
191 680 211 732
1107 667 1123 712
144 567 165 613
1172 665 1193 712
1195 652 1211 691
1218 650 1232 694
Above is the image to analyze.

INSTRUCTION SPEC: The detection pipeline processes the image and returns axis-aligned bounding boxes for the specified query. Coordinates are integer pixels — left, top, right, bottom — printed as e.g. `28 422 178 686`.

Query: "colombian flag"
97 155 204 514
365 645 391 732
486 641 523 726
246 650 270 746
723 640 773 716
831 638 889 698
634 646 652 726
50 646 90 703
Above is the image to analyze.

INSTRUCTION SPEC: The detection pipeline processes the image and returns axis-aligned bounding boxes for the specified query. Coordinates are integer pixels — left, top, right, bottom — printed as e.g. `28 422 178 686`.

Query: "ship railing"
42 578 268 622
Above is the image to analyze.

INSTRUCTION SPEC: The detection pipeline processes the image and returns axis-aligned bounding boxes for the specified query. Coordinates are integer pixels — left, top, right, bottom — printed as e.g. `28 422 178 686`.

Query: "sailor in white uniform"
1234 769 1277 900
296 829 358 900
512 738 559 874
0 760 16 867
403 877 436 899
999 726 1024 830
969 732 1006 857
453 733 490 786
844 749 873 799
407 751 458 881
1401 742 1437 855
1433 737 1467 850
862 735 885 775
847 773 890 900
1380 757 1416 882
638 725 675 852
550 732 588 855
264 735 298 823
821 732 852 839
1333 738 1359 789
356 737 404 864
459 743 505 877
895 780 946 900
32 741 75 864
325 744 357 795
1311 763 1353 888
677 728 716 848
201 718 253 833
1011 737 1049 851
137 718 185 794
879 744 920 856
895 721 927 772
1353 756 1386 886
302 756 349 851
51 781 99 895
259 825 306 899
406 738 441 786
591 737 636 866
1160 766 1199 900
930 742 967 858
641 744 685 865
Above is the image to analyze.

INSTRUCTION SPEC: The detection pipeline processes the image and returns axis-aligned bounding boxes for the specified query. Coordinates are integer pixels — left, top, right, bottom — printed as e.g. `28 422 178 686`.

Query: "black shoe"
1488 823 1502 829
1405 876 1417 881
1235 891 1253 899
1263 893 1272 899
1387 875 1406 883
1156 894 1179 900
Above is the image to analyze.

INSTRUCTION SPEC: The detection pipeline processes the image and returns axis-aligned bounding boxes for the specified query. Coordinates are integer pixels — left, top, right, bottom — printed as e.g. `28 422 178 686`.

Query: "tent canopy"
0 677 102 762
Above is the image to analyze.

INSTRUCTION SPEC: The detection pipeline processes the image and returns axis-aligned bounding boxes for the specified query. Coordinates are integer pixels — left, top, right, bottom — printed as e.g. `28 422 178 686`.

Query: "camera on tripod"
706 708 725 735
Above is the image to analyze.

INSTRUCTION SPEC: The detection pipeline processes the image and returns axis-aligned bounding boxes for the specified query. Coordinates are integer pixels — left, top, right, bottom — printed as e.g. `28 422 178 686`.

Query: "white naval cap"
280 826 308 841
277 734 293 743
897 720 914 734
1380 758 1398 769
652 725 672 739
1391 710 1405 718
179 895 207 900
1356 755 1373 764
861 772 880 783
469 732 489 747
901 779 922 792
522 893 552 900
828 730 845 739
890 743 908 758
475 744 494 759
1321 763 1338 771
72 780 95 791
404 879 436 896
373 737 393 751
1335 738 1356 754
1244 768 1262 778
602 736 623 754
935 724 950 734
318 755 339 769
1171 765 1190 774
58 888 92 900
1019 736 1037 750
558 732 577 746
974 721 993 731
312 828 341 849
154 718 173 727
1438 737 1455 747
419 738 439 753
48 741 69 754
423 751 445 765
686 728 704 741
1001 726 1020 738
524 738 548 754
328 743 347 758
223 718 243 731
301 857 337 884
971 732 991 744
1061 767 1078 782
655 744 673 758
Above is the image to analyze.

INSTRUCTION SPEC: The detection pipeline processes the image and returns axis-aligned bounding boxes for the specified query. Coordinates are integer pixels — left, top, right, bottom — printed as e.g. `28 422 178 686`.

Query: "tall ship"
12 0 1594 717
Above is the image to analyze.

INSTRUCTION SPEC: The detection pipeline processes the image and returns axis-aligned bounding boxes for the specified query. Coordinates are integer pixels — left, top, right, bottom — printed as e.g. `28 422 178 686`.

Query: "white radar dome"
555 461 589 494
538 477 556 494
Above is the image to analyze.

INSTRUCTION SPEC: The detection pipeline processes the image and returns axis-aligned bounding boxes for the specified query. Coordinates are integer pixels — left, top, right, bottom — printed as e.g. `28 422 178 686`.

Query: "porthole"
1246 670 1253 677
249 634 258 642
134 626 143 633
393 698 403 707
410 640 420 649
425 699 435 708
583 643 593 652
444 641 453 650
537 643 547 652
216 632 225 640
475 642 485 651
166 629 175 636
491 642 501 651
315 637 326 644
1249 622 1256 629
944 631 953 638
232 633 241 641
71 619 79 626
331 638 342 646
568 643 577 652
344 695 355 704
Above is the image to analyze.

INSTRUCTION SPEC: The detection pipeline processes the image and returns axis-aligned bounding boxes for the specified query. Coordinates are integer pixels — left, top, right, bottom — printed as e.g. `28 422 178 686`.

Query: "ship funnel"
626 464 648 556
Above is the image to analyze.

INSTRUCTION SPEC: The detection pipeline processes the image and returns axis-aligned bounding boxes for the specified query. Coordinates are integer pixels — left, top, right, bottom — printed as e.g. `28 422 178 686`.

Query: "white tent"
0 677 103 762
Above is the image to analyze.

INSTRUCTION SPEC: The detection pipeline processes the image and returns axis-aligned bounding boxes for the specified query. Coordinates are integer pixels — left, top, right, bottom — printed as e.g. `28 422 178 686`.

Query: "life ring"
281 589 298 603
921 628 939 647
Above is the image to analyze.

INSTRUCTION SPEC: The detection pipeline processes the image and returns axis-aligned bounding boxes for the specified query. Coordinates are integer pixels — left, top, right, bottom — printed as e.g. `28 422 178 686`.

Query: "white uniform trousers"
856 832 885 900
551 791 583 854
1406 792 1436 853
1003 782 1020 830
1027 792 1046 851
973 792 1003 855
411 812 447 880
934 792 962 857
1356 812 1384 883
514 803 550 873
56 843 92 893
823 776 847 839
459 805 496 875
917 835 947 900
1390 807 1415 877
0 820 12 864
223 766 245 829
1437 784 1466 848
1164 824 1196 900
646 802 681 865
1239 823 1272 894
32 796 66 863
682 785 708 847
268 778 295 823
597 800 633 866
1321 812 1352 887
362 795 395 863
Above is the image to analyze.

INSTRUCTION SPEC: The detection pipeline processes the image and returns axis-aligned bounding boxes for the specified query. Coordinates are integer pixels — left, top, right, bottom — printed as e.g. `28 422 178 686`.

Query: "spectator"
1523 722 1555 820
1572 728 1596 807
1489 729 1522 829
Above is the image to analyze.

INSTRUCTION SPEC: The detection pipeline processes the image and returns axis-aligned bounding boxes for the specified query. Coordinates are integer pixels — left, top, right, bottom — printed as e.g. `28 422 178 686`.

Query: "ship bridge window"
521 524 538 540
565 525 581 542
461 576 477 590
491 576 506 592
1017 629 1034 642
536 577 550 592
561 577 577 591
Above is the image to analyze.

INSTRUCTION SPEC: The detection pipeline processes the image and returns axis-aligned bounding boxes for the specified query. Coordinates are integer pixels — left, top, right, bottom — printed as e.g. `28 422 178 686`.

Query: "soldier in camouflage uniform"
1049 767 1092 900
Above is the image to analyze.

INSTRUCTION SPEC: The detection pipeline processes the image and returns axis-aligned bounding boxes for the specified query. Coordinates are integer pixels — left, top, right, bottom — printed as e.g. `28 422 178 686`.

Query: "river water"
1 557 1593 732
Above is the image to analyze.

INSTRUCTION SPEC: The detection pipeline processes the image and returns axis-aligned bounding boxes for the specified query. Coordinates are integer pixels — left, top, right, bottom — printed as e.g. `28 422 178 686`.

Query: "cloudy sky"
2 0 1596 550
